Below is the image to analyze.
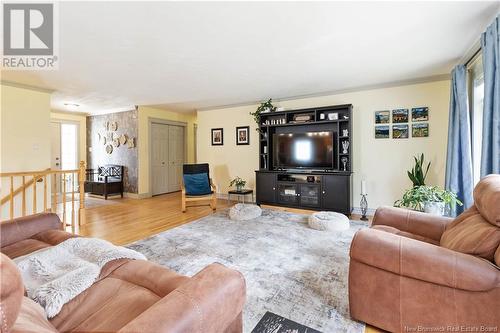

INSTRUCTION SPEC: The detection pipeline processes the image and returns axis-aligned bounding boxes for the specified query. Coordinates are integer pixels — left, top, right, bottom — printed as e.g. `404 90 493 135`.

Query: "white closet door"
167 125 185 192
151 123 169 195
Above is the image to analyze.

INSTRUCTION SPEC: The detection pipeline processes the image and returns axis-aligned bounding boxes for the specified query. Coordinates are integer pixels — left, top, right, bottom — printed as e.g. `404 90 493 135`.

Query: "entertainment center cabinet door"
322 175 350 213
256 172 276 204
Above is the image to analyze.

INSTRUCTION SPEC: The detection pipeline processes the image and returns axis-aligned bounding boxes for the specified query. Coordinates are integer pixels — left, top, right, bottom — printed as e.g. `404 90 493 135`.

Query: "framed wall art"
236 126 250 145
211 128 224 146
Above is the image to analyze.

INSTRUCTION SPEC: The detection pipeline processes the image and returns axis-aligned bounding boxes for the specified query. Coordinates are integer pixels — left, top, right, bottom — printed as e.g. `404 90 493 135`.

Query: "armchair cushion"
441 206 500 261
351 228 499 292
183 172 211 195
473 174 500 226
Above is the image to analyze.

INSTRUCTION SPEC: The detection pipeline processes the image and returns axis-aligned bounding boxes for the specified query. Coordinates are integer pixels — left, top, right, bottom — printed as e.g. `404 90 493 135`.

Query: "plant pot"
424 201 445 216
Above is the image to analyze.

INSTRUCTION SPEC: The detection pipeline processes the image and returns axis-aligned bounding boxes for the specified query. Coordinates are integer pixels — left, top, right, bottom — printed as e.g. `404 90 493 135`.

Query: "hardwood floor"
65 192 382 333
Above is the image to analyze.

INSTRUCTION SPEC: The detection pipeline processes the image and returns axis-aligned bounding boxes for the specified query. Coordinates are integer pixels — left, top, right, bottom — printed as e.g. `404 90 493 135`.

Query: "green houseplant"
394 185 462 215
395 153 462 216
229 177 247 192
249 98 277 129
407 153 430 187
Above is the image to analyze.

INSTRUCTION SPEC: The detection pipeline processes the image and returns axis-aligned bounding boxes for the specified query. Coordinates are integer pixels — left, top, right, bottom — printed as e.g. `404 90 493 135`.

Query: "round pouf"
308 211 350 231
229 203 262 221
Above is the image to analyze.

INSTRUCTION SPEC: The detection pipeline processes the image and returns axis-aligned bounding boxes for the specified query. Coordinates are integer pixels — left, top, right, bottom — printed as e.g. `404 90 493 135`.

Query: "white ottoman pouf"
308 211 350 231
229 203 262 221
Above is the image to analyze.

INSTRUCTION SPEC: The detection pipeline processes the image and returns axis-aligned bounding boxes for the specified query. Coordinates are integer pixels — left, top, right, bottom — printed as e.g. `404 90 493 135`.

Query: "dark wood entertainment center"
255 104 353 215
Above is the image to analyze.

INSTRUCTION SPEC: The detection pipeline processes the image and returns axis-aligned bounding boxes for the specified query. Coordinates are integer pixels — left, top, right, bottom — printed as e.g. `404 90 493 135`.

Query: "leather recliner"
349 174 500 332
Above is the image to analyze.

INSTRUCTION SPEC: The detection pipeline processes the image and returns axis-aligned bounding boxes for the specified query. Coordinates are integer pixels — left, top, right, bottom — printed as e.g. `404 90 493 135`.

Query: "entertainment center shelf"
255 104 353 214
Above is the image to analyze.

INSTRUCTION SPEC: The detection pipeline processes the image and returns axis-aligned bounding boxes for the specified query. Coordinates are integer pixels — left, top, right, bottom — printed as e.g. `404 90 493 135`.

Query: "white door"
51 122 78 194
50 122 62 193
167 125 184 192
151 123 169 195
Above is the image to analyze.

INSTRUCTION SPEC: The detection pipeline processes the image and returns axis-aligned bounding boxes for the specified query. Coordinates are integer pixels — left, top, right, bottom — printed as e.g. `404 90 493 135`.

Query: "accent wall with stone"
87 110 138 194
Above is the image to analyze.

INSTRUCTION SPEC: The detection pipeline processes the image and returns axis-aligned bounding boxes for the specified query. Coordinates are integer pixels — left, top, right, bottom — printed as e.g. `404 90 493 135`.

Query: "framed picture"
375 125 390 138
392 109 408 123
393 124 409 139
211 128 223 146
374 110 390 124
412 107 429 122
236 126 250 145
412 123 429 137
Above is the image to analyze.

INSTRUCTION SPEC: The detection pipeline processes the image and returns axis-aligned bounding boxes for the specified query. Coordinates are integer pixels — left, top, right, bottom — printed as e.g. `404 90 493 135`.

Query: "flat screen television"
273 131 334 169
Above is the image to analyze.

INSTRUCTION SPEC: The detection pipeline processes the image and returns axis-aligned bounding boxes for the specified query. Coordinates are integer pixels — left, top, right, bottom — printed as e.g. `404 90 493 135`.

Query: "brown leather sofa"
349 174 500 332
0 213 246 333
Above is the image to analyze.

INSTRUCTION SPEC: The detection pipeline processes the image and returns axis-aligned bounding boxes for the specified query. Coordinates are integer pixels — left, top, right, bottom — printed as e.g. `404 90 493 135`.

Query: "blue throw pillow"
183 172 211 195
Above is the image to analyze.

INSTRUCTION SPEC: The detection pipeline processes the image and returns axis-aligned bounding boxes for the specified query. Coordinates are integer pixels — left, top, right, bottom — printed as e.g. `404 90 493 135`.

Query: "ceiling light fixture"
64 103 80 108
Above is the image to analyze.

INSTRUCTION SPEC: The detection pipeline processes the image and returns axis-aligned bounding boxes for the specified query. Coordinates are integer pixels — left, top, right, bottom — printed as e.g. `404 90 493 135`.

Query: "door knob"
56 163 59 166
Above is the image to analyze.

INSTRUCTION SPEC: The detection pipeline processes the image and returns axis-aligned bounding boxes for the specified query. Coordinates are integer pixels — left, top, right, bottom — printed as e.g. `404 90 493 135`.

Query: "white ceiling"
1 1 498 115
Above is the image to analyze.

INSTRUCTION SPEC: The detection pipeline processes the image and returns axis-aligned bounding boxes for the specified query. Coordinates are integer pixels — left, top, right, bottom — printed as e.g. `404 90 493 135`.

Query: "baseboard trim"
218 192 375 216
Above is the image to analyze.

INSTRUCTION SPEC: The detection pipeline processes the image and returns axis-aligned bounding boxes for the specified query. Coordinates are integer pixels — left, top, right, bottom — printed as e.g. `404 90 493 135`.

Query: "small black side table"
227 189 254 204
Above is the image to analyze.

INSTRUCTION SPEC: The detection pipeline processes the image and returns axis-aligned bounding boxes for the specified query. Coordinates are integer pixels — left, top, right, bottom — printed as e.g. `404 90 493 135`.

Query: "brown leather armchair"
349 175 500 333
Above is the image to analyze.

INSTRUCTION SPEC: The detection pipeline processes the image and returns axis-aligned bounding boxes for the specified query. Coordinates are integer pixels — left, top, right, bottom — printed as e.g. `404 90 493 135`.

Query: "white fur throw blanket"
15 237 147 318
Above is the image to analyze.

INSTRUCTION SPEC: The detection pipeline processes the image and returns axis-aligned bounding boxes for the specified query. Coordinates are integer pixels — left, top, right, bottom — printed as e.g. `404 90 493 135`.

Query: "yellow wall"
1 84 52 218
1 84 51 172
196 80 451 210
50 111 87 164
137 106 197 196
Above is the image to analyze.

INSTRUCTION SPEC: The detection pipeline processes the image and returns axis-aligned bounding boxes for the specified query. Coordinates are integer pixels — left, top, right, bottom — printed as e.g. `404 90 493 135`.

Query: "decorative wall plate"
102 136 107 145
112 138 120 147
110 122 118 131
106 144 113 154
119 134 128 145
127 137 135 148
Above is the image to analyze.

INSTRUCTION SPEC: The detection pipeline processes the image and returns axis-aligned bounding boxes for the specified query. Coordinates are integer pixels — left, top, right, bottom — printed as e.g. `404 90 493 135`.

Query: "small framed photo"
412 123 429 137
375 110 390 124
392 109 409 123
412 107 429 122
375 125 390 138
236 126 250 145
393 124 409 139
211 128 223 146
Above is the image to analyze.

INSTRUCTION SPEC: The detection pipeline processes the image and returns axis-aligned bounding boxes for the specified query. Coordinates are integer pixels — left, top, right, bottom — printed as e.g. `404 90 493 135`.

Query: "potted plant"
249 98 277 130
229 177 247 192
394 185 462 216
407 153 430 187
394 153 462 216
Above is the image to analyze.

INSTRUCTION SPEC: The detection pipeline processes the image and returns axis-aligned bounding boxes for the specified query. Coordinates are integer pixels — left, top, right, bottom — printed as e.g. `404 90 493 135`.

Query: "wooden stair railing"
0 161 87 233
0 168 49 206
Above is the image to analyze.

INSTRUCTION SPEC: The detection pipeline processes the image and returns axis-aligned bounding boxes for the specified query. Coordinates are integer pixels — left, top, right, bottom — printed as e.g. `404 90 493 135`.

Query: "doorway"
51 121 79 194
150 121 186 196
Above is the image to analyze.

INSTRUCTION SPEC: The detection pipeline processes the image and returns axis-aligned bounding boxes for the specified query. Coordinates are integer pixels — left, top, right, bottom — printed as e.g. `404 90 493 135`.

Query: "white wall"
197 80 451 210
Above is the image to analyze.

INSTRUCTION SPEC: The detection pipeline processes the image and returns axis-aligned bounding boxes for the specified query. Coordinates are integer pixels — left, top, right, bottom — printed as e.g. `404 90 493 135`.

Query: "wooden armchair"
181 163 217 212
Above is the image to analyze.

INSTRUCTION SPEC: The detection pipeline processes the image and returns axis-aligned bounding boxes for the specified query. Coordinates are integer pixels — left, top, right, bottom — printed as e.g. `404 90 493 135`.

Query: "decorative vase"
236 185 243 192
424 201 445 216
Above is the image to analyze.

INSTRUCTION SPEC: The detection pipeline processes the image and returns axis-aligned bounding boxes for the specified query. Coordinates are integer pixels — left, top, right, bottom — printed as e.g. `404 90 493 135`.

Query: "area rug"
127 208 366 333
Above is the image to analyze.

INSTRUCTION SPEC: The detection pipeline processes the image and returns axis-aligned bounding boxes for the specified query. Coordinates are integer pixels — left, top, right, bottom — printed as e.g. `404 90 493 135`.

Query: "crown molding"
50 109 90 117
197 74 450 112
1 80 55 94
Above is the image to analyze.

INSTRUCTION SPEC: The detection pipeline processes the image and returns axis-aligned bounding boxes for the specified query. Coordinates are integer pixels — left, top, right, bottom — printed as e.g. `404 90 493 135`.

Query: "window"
468 53 484 186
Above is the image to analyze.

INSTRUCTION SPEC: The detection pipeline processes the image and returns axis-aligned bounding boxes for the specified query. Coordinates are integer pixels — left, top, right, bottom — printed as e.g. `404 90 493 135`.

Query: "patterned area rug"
127 208 366 333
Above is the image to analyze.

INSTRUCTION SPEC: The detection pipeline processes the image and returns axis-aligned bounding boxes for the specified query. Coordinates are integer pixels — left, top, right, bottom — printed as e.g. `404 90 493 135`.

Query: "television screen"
273 131 334 169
